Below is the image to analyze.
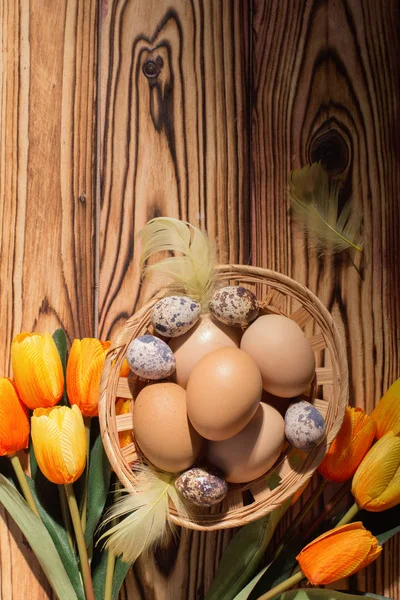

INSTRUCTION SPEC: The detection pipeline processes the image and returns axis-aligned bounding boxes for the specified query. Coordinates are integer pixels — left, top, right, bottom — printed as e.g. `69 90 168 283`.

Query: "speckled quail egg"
175 466 228 507
284 401 325 450
126 334 175 380
209 286 259 327
151 296 201 338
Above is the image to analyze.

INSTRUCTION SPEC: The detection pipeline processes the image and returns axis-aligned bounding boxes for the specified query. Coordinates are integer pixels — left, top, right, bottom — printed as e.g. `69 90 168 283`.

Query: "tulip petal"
66 339 110 417
32 414 65 484
371 378 400 438
318 408 376 482
0 378 30 456
32 406 86 485
59 406 86 480
297 523 381 585
352 432 400 510
12 333 64 410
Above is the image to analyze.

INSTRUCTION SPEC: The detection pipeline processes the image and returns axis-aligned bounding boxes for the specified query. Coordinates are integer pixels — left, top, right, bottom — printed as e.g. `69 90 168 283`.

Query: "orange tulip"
66 338 111 417
351 431 400 512
318 407 376 482
119 359 131 378
115 398 133 448
11 332 64 410
297 522 382 585
31 405 86 485
0 378 30 456
371 378 400 439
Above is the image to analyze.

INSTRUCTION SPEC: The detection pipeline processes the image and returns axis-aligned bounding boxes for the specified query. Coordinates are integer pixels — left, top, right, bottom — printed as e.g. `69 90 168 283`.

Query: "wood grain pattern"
251 0 399 597
0 0 97 597
99 2 250 597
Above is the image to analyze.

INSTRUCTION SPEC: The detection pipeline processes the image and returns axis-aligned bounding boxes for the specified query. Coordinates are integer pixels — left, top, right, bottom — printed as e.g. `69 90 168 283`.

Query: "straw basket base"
99 265 348 531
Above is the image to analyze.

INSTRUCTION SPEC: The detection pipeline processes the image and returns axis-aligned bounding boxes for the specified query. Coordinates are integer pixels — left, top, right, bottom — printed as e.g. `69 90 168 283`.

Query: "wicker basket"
99 264 348 531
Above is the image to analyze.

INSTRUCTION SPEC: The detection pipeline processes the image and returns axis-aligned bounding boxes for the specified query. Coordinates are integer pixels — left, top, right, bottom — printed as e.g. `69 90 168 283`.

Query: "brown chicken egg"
169 314 242 388
132 383 203 473
207 402 285 483
186 347 262 441
240 314 315 398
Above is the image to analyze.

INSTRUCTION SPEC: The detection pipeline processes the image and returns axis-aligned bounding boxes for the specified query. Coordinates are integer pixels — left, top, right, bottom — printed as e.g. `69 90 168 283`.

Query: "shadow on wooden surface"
0 0 399 598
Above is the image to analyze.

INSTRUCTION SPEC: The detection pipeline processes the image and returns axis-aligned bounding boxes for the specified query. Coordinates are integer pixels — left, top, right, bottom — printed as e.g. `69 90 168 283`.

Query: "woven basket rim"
99 264 348 531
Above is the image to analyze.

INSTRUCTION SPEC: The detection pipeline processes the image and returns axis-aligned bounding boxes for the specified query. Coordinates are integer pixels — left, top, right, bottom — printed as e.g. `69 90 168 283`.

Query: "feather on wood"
138 217 216 305
288 163 363 253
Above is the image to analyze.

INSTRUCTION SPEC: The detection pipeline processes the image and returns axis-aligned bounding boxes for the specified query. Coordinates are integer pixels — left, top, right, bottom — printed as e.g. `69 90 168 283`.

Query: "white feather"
138 217 216 305
288 163 363 253
99 466 188 564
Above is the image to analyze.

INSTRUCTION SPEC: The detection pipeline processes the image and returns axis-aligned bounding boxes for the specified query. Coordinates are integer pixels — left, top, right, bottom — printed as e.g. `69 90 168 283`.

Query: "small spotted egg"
210 286 259 327
126 335 175 380
284 401 325 450
151 296 201 338
175 466 228 507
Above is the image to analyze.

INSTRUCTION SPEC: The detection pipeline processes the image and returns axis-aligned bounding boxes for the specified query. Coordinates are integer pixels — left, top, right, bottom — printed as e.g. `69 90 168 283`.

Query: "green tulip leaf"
26 475 85 600
84 421 111 547
280 590 392 600
206 498 290 600
53 328 69 407
0 474 78 600
92 547 131 600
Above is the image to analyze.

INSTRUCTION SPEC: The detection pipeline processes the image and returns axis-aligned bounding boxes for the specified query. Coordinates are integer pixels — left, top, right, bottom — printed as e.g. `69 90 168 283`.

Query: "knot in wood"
142 56 164 79
310 130 349 175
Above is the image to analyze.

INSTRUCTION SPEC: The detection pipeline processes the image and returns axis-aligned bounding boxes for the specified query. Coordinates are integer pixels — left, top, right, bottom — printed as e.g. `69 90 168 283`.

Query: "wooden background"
0 0 399 598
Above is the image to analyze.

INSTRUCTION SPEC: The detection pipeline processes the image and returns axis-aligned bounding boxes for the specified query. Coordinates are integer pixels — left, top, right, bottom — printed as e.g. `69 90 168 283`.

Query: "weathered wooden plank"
0 0 98 597
99 1 250 598
252 0 399 597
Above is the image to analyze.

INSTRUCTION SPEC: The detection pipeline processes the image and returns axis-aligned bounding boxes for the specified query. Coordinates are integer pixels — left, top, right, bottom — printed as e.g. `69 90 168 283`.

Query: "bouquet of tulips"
0 328 399 600
0 330 131 600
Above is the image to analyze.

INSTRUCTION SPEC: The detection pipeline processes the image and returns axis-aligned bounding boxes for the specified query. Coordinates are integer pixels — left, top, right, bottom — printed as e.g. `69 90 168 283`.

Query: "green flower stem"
256 569 304 600
336 501 360 527
104 549 116 600
80 416 91 531
65 483 94 600
104 481 122 600
9 455 40 519
274 478 327 558
58 485 74 551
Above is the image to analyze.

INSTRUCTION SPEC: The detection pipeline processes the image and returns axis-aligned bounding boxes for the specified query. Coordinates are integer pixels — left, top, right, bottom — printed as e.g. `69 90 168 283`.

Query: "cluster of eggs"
125 286 326 508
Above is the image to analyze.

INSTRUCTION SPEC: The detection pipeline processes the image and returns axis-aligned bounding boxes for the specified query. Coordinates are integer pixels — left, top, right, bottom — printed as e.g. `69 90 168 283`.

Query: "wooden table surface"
1 1 399 598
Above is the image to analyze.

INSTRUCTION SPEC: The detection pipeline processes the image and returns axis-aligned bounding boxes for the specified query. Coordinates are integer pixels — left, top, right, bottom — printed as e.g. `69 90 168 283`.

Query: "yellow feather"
99 464 189 564
288 163 363 253
138 217 216 305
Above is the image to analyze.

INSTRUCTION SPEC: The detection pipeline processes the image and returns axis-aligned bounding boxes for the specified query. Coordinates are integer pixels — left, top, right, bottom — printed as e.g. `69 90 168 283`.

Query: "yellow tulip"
371 378 400 438
0 378 30 456
66 338 111 417
318 407 376 482
352 431 400 511
11 332 64 410
31 405 86 484
296 522 382 585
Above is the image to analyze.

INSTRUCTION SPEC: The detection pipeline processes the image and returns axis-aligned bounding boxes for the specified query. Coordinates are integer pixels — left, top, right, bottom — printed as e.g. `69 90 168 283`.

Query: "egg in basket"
98 218 348 564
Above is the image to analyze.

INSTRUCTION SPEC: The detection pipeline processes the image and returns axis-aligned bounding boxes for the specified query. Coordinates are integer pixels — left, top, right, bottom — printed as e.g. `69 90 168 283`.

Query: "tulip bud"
66 338 111 417
11 332 64 410
352 431 400 512
0 378 30 456
31 405 86 484
371 378 400 439
297 522 382 585
318 407 376 482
